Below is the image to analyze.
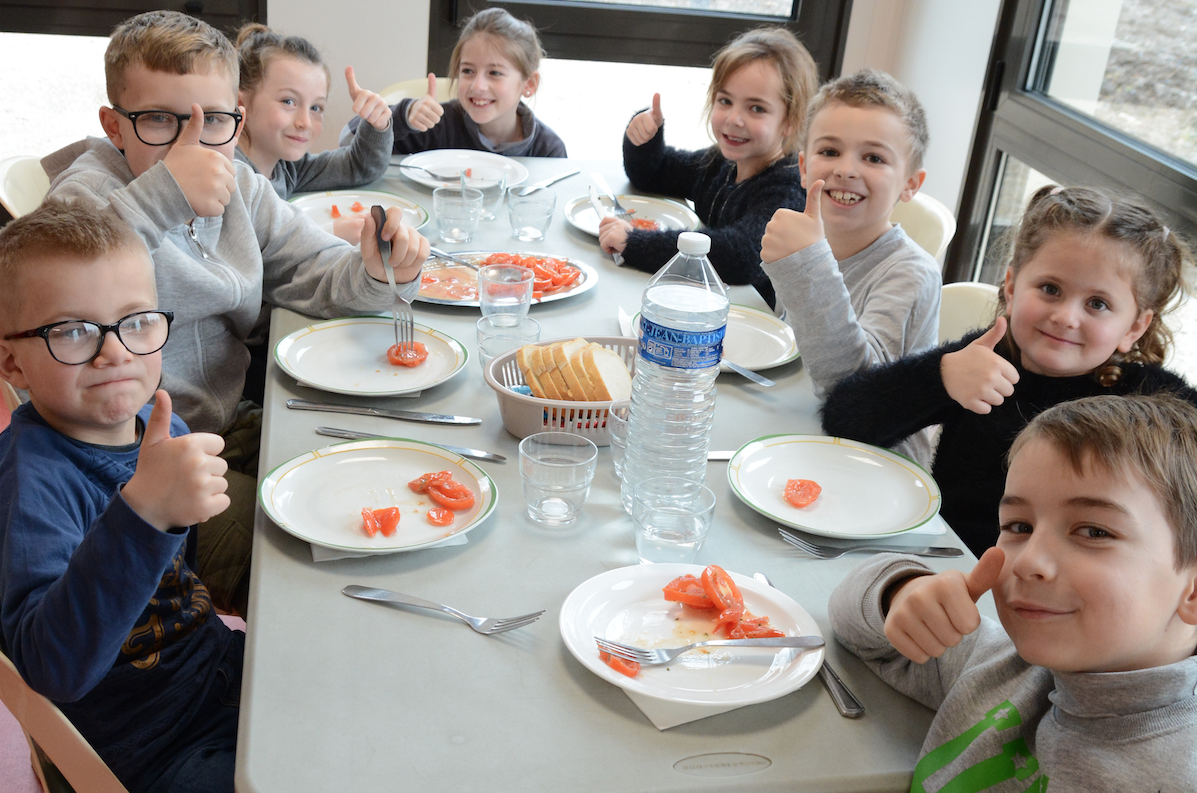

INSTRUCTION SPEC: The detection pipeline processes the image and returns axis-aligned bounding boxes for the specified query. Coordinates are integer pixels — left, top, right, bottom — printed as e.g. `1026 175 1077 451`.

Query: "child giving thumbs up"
940 316 1020 414
161 104 240 218
406 73 446 133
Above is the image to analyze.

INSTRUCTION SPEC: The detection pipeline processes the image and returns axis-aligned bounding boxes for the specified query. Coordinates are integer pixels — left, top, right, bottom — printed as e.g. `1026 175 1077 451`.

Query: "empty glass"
433 186 483 243
507 186 555 242
519 433 598 527
478 265 535 327
632 477 716 564
461 166 507 220
607 398 630 477
477 315 540 370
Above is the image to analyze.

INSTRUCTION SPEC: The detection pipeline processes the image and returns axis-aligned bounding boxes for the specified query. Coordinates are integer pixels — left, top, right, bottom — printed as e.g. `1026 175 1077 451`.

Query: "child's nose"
94 329 133 366
1010 532 1057 581
1050 302 1081 327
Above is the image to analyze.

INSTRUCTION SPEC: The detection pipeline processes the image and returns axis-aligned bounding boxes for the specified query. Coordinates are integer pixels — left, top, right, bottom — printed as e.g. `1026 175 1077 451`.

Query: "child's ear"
798 151 807 189
522 72 540 99
1176 567 1197 626
1002 267 1016 312
0 342 31 393
231 105 247 147
899 168 927 203
98 106 125 149
1116 308 1154 353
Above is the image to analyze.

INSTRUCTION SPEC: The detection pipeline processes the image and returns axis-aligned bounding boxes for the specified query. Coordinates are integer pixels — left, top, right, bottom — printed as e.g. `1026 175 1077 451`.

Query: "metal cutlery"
595 634 824 667
708 450 735 461
315 427 505 462
753 572 864 719
286 398 481 426
591 172 634 223
343 586 543 635
778 528 964 559
428 246 480 270
371 205 415 354
513 168 581 195
395 162 461 181
723 359 776 387
590 182 625 265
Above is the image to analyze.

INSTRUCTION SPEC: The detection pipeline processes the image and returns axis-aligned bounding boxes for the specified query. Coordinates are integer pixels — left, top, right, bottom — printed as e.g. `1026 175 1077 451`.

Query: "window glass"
974 154 1054 285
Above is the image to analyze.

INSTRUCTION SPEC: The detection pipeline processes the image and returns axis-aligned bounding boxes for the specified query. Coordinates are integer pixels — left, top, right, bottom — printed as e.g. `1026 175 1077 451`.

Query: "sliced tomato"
531 290 544 300
554 269 581 289
484 252 518 264
373 506 400 537
350 201 365 213
426 506 455 526
387 341 428 367
630 217 660 231
662 574 716 609
360 507 379 537
330 204 341 219
701 565 745 613
729 614 784 639
427 481 475 511
784 479 822 508
714 606 744 637
408 470 452 493
598 649 640 678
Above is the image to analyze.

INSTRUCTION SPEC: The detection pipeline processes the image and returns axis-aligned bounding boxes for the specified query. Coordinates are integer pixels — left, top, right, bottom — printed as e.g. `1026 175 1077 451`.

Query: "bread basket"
484 336 637 445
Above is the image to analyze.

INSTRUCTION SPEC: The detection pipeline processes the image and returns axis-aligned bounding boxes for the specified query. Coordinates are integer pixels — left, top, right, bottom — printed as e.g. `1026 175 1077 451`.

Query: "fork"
395 162 460 182
343 586 544 635
428 246 480 270
778 528 964 559
595 634 824 666
371 205 415 353
591 172 634 223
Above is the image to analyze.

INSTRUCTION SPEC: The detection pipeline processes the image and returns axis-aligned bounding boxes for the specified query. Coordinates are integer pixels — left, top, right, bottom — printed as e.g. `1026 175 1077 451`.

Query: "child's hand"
332 215 366 244
346 66 392 131
884 547 1004 664
941 316 1020 414
626 93 664 146
163 104 237 217
406 73 445 133
121 391 230 532
598 216 632 254
361 205 428 285
760 180 825 263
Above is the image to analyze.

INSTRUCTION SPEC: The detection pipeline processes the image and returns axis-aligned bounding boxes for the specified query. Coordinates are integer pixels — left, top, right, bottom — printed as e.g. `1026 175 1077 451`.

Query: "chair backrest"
0 157 50 220
378 76 453 105
0 651 129 793
891 191 958 262
939 281 1001 344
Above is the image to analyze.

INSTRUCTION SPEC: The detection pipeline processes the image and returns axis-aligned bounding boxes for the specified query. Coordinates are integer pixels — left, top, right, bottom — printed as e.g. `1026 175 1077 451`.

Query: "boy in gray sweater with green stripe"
830 394 1197 792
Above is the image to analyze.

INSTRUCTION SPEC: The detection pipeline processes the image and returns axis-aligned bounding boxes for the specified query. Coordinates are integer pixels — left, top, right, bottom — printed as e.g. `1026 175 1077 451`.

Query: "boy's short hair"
0 199 150 326
105 10 239 106
803 68 929 172
1008 393 1197 569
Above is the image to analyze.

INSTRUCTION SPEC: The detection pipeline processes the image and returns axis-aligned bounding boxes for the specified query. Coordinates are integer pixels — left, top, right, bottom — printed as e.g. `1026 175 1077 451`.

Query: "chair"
939 281 1000 344
0 651 129 793
891 191 957 262
0 157 50 220
378 76 453 105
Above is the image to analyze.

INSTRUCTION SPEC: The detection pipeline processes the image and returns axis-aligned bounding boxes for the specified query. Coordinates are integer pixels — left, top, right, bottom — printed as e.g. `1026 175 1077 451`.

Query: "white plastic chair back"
379 76 453 105
0 157 50 219
940 282 1001 344
891 192 957 262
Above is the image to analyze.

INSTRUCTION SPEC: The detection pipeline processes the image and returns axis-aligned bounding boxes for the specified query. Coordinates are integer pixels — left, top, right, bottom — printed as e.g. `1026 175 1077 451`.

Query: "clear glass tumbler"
478 264 535 327
519 432 598 526
632 476 716 564
433 186 483 243
507 186 556 242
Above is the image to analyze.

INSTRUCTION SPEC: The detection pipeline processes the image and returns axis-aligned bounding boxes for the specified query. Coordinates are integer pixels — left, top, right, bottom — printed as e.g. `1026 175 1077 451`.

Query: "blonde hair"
705 27 818 157
803 68 929 171
105 10 238 106
994 185 1194 385
1009 393 1197 569
449 8 544 84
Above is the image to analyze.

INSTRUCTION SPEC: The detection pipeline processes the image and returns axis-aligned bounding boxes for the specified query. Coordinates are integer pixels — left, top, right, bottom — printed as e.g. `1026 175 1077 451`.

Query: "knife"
315 427 505 462
287 398 481 426
589 183 624 265
723 359 776 387
528 168 580 189
708 450 735 461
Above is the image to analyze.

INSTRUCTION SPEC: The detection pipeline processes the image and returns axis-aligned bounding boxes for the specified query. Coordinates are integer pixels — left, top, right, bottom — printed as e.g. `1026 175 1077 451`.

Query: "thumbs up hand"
760 179 824 263
346 66 392 131
162 104 238 217
941 316 1021 414
121 390 230 532
405 73 445 132
884 547 1006 664
626 93 664 146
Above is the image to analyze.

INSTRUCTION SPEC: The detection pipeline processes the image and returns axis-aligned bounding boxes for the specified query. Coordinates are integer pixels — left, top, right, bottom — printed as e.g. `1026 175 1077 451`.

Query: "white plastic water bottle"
620 232 730 513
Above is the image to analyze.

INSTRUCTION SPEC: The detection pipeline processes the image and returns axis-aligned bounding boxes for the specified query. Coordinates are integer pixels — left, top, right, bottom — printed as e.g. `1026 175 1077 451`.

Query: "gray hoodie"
43 137 418 433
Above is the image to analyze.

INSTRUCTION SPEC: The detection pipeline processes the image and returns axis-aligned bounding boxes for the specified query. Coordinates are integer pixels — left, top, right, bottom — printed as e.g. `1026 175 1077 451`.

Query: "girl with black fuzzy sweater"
822 185 1197 556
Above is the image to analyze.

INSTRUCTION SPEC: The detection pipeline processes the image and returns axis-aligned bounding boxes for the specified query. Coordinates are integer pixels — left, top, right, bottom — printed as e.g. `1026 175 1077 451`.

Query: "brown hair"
235 24 329 147
105 10 239 106
0 199 150 326
449 8 544 84
803 68 929 172
994 185 1193 384
705 27 818 157
1008 393 1197 569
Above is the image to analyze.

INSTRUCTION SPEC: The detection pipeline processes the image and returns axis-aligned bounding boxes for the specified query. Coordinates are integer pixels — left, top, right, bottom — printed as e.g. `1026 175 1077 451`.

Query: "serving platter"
419 252 599 307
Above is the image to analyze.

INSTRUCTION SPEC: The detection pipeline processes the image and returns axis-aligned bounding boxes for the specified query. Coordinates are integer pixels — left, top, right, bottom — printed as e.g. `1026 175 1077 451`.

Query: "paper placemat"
623 689 741 730
310 533 468 562
296 378 421 398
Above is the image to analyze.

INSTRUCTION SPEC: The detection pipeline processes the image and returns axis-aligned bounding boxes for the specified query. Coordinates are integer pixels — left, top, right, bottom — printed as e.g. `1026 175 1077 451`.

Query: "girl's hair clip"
1049 186 1066 196
1162 225 1171 243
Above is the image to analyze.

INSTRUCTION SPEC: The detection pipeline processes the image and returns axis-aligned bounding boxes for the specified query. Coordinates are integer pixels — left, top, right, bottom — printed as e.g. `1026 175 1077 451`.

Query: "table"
235 158 979 792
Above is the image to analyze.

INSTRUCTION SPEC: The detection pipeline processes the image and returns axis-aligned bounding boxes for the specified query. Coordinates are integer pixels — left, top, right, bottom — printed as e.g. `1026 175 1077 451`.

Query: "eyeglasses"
4 311 174 365
112 106 243 146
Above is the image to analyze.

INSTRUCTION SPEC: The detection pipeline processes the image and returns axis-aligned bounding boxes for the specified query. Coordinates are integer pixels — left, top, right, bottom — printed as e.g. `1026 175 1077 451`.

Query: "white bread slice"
581 345 632 401
542 342 574 400
530 346 565 400
516 345 547 399
569 344 601 401
553 339 591 402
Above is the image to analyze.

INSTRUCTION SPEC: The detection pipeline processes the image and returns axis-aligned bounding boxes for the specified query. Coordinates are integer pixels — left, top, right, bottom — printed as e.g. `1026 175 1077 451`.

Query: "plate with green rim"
290 188 429 232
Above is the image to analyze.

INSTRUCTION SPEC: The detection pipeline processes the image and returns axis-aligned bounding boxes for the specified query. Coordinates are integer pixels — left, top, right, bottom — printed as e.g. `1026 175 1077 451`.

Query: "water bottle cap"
677 232 711 255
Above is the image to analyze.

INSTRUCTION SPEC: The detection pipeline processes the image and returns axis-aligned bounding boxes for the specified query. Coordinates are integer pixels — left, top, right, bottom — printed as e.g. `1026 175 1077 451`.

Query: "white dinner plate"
397 150 529 189
564 194 701 237
728 435 941 538
632 305 799 372
259 439 496 554
560 564 823 707
418 252 599 307
289 189 429 232
274 316 467 397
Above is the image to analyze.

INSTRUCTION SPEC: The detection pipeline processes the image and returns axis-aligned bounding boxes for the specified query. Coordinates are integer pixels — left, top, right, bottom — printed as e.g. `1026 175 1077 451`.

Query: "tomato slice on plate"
784 479 822 508
349 201 365 213
330 204 341 219
387 341 428 367
408 470 452 493
360 507 379 537
729 614 784 639
373 506 400 537
662 574 716 609
598 649 640 678
701 565 745 613
426 506 455 526
427 481 475 511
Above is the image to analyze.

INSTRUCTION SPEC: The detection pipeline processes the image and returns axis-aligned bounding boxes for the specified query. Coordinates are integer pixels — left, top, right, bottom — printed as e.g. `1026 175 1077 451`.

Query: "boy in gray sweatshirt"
829 394 1197 792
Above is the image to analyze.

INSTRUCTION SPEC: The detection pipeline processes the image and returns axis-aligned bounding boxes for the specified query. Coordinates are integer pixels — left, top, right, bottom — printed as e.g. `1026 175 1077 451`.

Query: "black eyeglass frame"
3 311 175 365
111 106 243 147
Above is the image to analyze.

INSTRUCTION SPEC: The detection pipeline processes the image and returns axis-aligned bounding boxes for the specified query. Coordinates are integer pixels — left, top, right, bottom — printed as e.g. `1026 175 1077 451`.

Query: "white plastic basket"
484 335 637 445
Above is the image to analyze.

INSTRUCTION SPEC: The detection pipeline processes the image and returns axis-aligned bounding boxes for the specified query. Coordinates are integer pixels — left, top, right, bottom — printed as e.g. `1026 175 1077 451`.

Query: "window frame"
0 1 264 38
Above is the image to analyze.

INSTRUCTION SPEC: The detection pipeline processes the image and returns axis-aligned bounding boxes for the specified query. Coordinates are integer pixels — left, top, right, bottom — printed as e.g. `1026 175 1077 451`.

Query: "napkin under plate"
310 533 468 562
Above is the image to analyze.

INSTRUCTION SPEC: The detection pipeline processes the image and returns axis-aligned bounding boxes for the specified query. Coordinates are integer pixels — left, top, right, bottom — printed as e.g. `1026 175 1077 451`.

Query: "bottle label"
639 317 726 369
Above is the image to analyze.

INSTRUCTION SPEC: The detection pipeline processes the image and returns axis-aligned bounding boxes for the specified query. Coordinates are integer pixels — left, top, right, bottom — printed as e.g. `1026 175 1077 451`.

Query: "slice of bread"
540 342 573 400
515 345 546 399
569 344 601 401
553 338 592 402
581 344 632 401
530 346 565 400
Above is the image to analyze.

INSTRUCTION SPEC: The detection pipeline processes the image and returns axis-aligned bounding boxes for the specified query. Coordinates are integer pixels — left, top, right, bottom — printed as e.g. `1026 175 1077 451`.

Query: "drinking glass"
519 432 598 526
433 186 483 243
461 166 507 220
478 264 534 326
632 477 716 564
476 315 540 370
607 398 630 478
507 186 555 242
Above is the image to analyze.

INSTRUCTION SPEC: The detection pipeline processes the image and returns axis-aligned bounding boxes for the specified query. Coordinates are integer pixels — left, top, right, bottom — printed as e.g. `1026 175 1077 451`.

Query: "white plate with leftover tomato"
418 252 599 306
273 316 467 397
632 304 798 372
290 189 429 233
728 434 941 538
560 564 823 706
259 439 496 554
564 194 701 237
397 149 529 190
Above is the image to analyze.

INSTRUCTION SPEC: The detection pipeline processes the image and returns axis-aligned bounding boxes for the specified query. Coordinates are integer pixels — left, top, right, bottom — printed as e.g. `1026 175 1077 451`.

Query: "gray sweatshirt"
234 116 393 199
830 555 1197 792
761 225 942 464
42 137 419 433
